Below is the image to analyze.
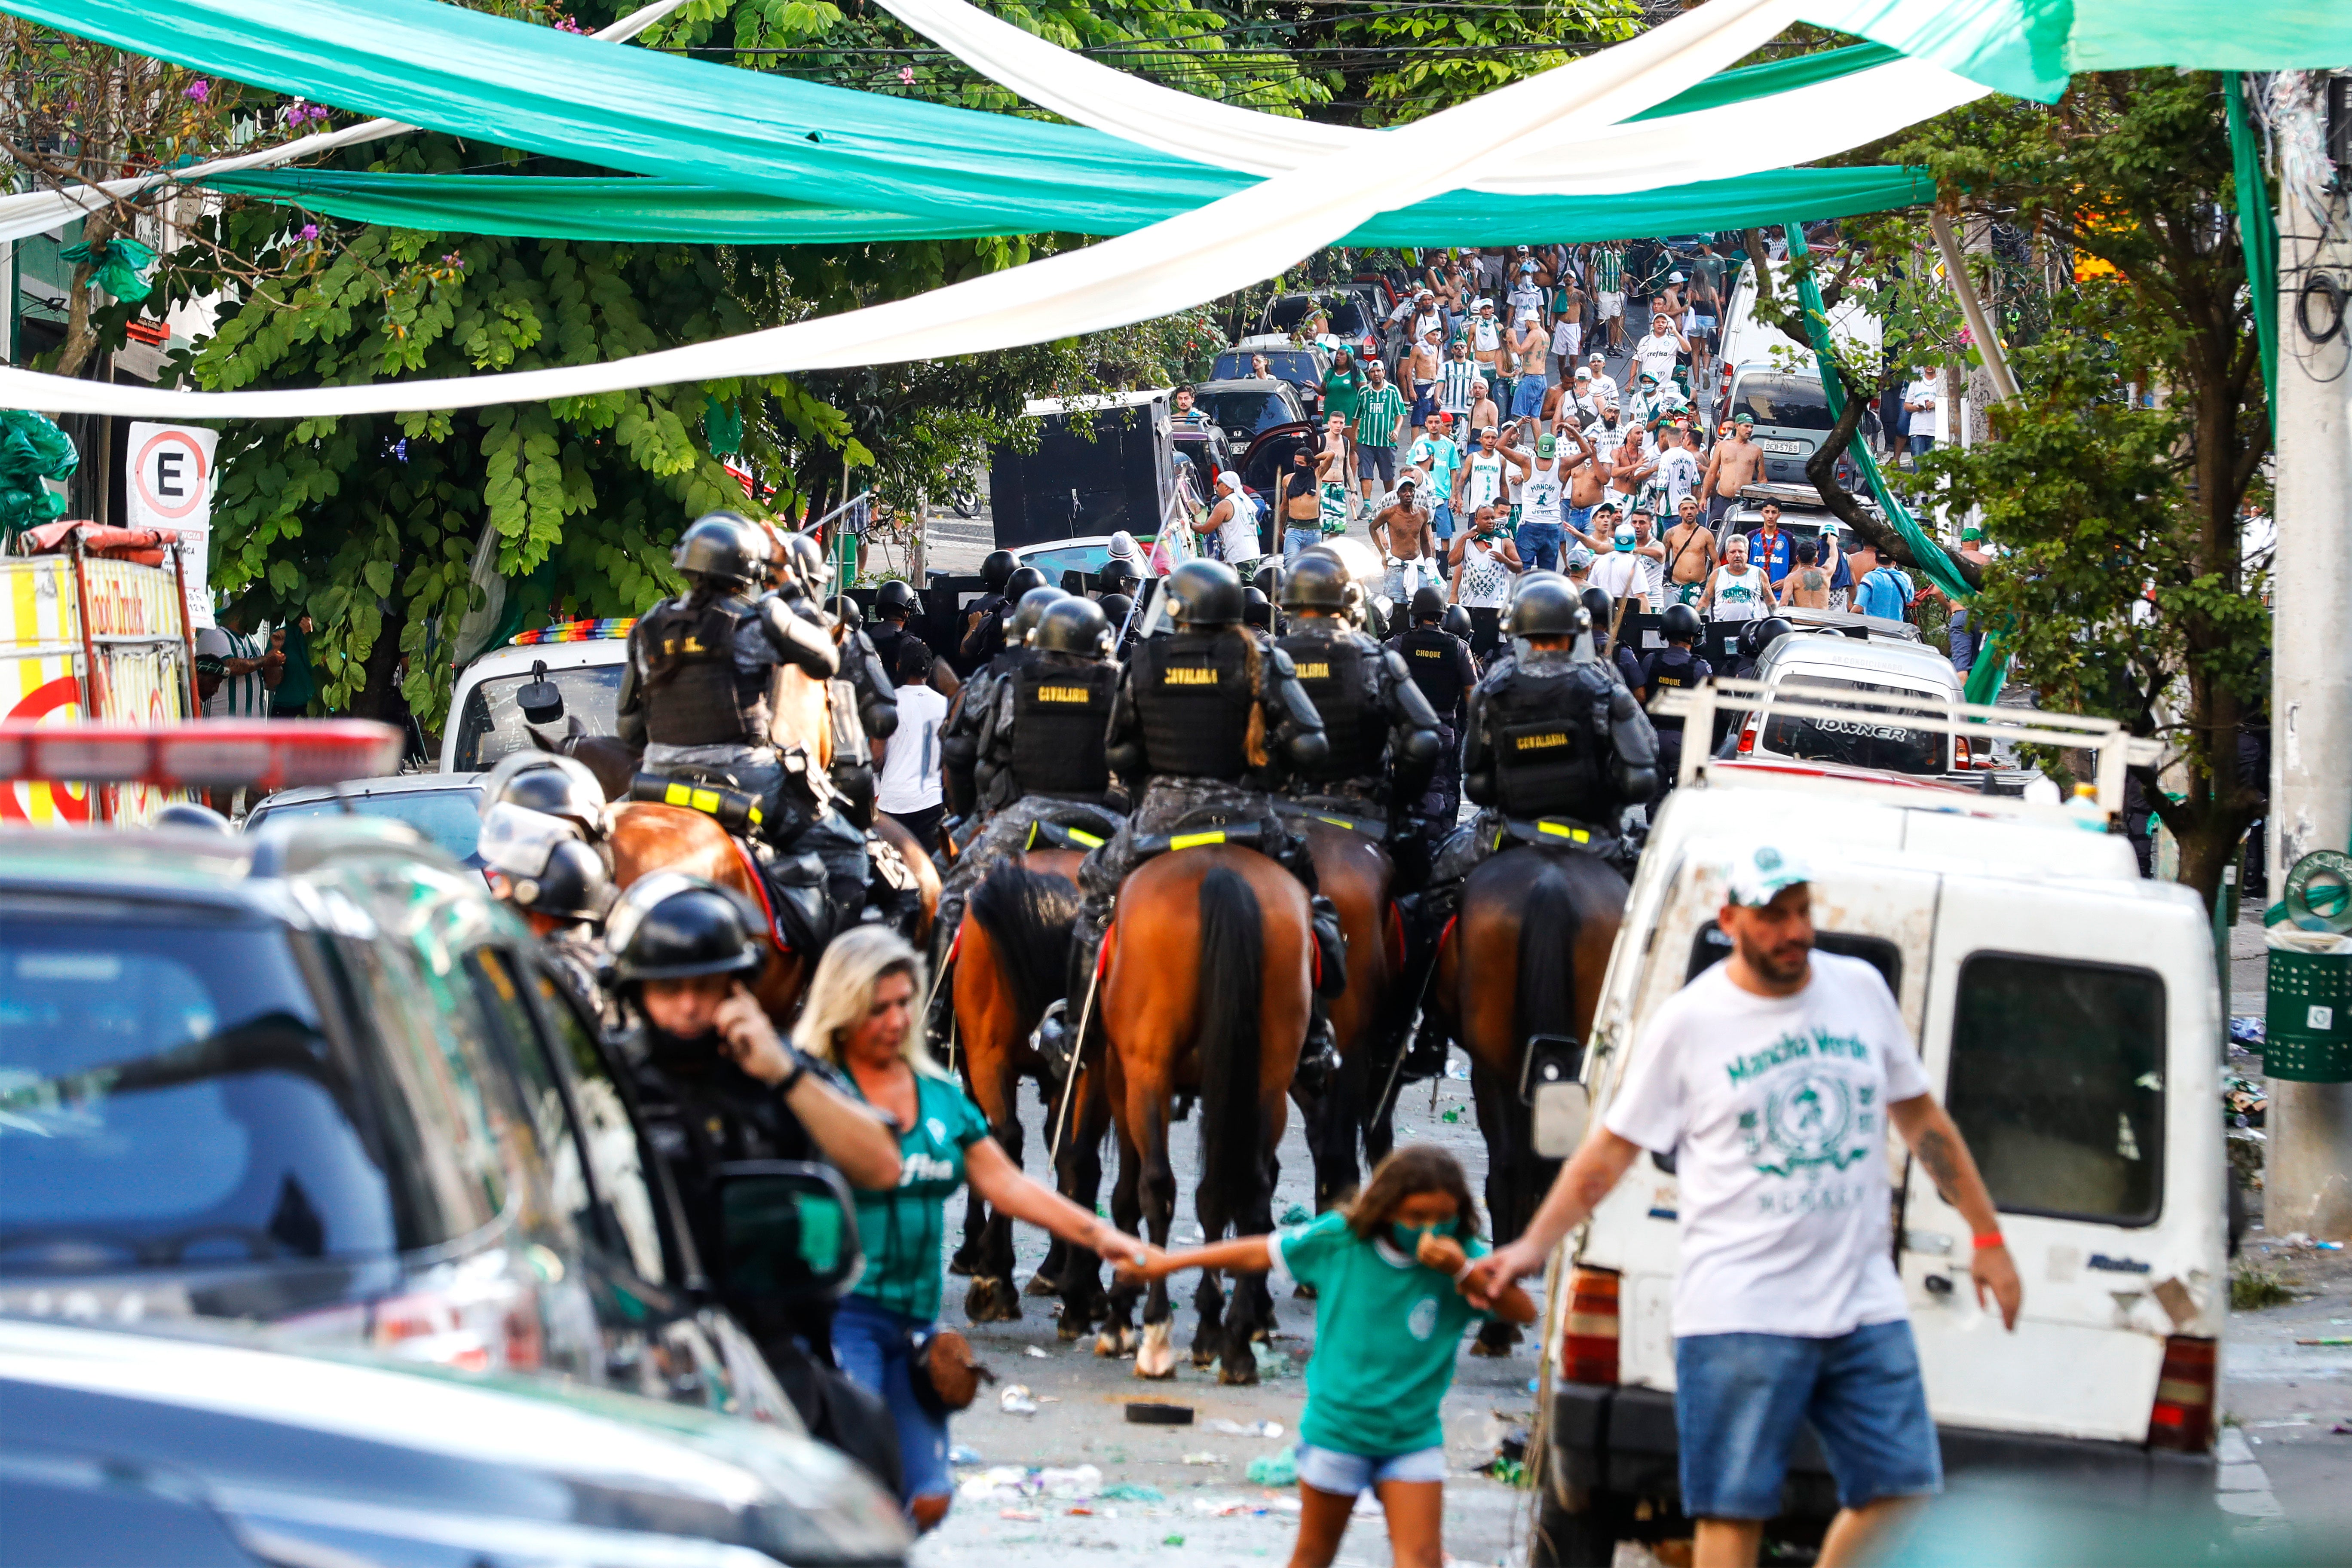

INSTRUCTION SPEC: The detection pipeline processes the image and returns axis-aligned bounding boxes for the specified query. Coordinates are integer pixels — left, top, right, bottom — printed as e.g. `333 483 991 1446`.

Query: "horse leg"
964 1050 1025 1323
1133 1099 1181 1380
1219 1091 1289 1385
1189 1141 1231 1369
1096 1115 1145 1360
1468 1058 1527 1357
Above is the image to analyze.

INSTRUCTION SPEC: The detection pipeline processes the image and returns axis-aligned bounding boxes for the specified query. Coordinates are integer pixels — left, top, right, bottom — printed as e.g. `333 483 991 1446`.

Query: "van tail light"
1954 737 1970 769
2147 1335 2216 1452
1559 1266 1621 1385
1736 716 1758 755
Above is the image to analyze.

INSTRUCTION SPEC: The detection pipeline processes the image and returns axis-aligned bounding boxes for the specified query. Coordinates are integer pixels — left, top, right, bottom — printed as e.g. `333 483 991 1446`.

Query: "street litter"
1025 1345 1050 1358
1126 1400 1194 1424
1161 1535 1185 1547
1037 1465 1104 1498
1279 1202 1313 1226
1447 1060 1471 1079
1097 1482 1166 1503
1270 1495 1302 1513
2225 1070 2268 1127
2297 1338 2352 1346
1182 1451 1226 1464
1205 1418 1284 1438
2334 1422 2352 1434
2232 1015 2266 1046
1000 1508 1041 1522
959 1466 1034 1501
1191 1497 1274 1516
948 1444 983 1464
1000 1384 1039 1415
1246 1450 1299 1487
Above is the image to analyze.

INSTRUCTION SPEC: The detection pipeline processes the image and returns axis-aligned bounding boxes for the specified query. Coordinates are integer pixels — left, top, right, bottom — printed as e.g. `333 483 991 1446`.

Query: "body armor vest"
1394 625 1469 720
1279 627 1381 784
1484 660 1614 821
864 622 906 684
1638 648 1704 732
635 595 771 748
1133 631 1256 781
1010 656 1116 800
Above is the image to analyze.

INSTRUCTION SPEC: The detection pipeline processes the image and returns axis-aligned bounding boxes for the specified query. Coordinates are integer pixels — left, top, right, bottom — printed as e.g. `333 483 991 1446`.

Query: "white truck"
1531 684 2223 1563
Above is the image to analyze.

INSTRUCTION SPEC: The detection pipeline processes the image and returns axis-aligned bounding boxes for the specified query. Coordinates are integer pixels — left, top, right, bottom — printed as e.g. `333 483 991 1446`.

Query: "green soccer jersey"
1322 363 1363 423
1274 1211 1489 1457
848 1071 992 1322
1354 383 1406 450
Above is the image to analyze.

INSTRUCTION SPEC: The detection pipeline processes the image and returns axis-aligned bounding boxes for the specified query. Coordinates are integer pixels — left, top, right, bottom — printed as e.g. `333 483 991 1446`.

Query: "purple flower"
299 223 319 242
442 252 465 269
554 14 585 31
183 79 209 103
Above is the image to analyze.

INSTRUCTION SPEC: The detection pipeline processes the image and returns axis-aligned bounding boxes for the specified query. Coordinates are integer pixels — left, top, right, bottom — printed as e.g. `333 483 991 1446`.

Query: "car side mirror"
715 1160 864 1303
518 659 566 726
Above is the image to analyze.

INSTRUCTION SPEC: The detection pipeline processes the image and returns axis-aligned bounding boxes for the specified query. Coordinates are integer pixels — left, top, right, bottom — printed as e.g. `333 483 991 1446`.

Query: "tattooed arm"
1889 1093 2023 1330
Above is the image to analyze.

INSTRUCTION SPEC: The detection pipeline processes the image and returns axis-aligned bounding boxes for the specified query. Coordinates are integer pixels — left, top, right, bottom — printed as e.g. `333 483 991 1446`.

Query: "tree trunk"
346 598 410 727
52 210 114 382
1804 354 1984 591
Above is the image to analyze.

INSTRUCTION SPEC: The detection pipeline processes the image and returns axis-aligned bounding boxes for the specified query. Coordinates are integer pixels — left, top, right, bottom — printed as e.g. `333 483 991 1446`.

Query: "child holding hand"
1123 1146 1537 1568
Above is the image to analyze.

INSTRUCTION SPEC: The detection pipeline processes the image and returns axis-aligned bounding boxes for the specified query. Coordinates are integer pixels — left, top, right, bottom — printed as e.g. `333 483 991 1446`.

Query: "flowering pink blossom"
899 65 915 84
299 224 319 242
554 14 586 31
183 79 209 103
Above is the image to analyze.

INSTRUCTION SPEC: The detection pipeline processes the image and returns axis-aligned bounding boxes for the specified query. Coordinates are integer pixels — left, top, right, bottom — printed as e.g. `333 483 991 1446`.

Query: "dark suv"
0 818 845 1429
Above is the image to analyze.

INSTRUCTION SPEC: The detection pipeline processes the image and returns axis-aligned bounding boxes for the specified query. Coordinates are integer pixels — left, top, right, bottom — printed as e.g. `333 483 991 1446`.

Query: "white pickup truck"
1530 684 2222 1564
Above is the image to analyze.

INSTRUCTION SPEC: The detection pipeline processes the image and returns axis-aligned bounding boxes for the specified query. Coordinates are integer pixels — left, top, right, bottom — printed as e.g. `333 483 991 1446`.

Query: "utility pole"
2265 71 2352 1239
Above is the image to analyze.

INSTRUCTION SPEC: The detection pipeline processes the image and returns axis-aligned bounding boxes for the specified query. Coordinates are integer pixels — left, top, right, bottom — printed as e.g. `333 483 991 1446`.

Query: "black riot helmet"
1010 585 1066 646
873 578 919 619
1003 565 1050 600
1441 604 1473 639
606 873 766 985
981 549 1017 591
1739 615 1794 663
1508 574 1590 638
1163 559 1245 627
481 752 610 841
1278 552 1351 613
1099 556 1142 595
493 837 613 925
1243 587 1273 630
782 530 832 596
1409 584 1447 625
1034 595 1113 659
671 511 767 588
1252 561 1281 602
153 800 232 833
1579 585 1614 637
834 594 864 630
1661 602 1704 643
1097 592 1136 629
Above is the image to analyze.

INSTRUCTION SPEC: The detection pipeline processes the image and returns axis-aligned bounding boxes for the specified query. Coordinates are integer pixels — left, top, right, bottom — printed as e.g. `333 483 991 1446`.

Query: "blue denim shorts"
831 1292 952 1505
1674 1320 1941 1519
1295 1441 1449 1496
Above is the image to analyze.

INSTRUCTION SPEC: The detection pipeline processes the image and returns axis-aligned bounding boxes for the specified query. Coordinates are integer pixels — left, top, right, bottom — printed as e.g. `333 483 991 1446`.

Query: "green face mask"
1390 1218 1461 1253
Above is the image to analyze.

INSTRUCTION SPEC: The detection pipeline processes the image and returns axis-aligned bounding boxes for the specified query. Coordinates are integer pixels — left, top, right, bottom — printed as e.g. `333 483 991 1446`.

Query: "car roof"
255 773 484 808
1230 334 1324 354
1024 388 1167 416
1762 633 1957 686
1195 378 1296 395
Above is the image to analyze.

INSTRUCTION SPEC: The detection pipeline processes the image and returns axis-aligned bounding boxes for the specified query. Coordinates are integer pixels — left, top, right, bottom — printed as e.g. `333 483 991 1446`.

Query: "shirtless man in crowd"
1660 493 1717 606
1778 536 1839 609
1699 410 1767 524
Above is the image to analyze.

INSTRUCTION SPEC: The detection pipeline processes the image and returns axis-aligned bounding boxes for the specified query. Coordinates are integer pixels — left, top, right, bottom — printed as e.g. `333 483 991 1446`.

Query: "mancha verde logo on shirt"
1730 1030 1879 1179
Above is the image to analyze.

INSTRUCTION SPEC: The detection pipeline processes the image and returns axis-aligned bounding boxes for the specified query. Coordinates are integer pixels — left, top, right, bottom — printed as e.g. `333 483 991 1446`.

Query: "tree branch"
1803 373 1984 592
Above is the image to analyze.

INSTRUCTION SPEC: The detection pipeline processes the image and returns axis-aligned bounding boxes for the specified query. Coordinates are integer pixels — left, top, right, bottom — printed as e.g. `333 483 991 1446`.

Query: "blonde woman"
800 926 1148 1532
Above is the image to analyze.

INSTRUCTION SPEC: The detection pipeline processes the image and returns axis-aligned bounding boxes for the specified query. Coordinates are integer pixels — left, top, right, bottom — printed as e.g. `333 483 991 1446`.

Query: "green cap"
1733 411 1755 424
1724 842 1811 907
1536 433 1558 457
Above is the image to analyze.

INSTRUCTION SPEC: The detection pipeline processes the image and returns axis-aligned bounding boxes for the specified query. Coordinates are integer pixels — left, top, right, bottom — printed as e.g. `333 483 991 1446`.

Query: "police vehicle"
0 720 857 1434
1528 689 2223 1562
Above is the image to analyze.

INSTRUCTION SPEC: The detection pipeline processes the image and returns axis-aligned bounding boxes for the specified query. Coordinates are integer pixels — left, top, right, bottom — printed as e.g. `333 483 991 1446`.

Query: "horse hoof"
1217 1360 1260 1387
1468 1337 1511 1357
1094 1329 1127 1359
1024 1272 1062 1298
947 1252 976 1278
1190 1345 1219 1369
1059 1316 1091 1343
964 1276 1022 1324
1134 1322 1177 1380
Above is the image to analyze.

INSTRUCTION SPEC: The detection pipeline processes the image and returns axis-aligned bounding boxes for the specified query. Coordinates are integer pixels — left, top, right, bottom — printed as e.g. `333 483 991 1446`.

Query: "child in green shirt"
1125 1146 1536 1568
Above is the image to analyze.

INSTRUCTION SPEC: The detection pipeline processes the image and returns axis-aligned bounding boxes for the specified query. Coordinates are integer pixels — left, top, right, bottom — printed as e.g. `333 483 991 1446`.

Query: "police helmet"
1579 585 1614 637
1003 565 1050 600
491 836 612 925
1409 585 1447 624
481 752 610 840
153 800 232 833
1278 552 1351 613
1034 595 1113 659
873 578 918 618
671 512 767 588
1009 585 1065 646
1661 602 1704 643
1507 574 1588 638
1243 586 1274 630
980 549 1017 591
1441 604 1473 639
1738 616 1794 663
1162 559 1245 627
834 594 864 630
1251 561 1281 603
1097 592 1136 628
782 531 832 596
606 873 766 984
1099 557 1142 595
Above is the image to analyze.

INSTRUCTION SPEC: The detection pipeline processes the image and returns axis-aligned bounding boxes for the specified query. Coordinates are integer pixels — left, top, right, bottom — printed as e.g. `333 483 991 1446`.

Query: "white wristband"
1454 1260 1476 1284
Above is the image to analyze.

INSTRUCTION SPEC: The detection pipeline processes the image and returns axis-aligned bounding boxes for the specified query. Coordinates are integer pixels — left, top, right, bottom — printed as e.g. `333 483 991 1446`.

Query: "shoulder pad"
1268 647 1298 677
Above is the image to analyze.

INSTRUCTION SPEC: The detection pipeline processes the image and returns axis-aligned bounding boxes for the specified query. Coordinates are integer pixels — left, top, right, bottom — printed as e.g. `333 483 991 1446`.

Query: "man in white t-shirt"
873 639 950 852
1468 845 2020 1568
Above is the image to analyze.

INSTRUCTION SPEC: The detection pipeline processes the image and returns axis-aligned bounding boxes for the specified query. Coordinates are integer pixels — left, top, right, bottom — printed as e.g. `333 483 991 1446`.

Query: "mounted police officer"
924 595 1125 1045
602 875 905 1485
1636 601 1714 788
1396 576 1658 1073
1276 551 1442 865
938 583 1069 833
1042 559 1347 1075
1387 584 1479 830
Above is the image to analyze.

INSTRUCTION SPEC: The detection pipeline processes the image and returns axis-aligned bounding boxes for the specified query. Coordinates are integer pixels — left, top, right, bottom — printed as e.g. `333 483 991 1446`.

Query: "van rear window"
1729 373 1836 432
1759 675 1948 775
1944 954 2165 1228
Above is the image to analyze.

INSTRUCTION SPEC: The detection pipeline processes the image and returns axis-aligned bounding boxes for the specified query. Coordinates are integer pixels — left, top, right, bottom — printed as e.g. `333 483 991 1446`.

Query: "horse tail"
1194 864 1265 1226
1516 859 1579 1051
966 863 1080 1020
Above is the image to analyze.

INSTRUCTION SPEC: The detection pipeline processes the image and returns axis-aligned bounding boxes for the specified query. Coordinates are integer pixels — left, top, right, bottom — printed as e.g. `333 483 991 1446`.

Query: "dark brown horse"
943 852 1112 1337
1096 847 1313 1382
1289 816 1403 1213
1433 846 1625 1353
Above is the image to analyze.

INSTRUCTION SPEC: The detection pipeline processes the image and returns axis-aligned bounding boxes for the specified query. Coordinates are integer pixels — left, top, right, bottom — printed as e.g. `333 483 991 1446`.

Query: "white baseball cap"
1724 842 1813 906
1216 469 1244 493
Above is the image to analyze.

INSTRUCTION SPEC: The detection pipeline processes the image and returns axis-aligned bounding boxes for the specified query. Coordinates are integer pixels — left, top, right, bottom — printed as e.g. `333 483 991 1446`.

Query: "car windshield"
1758 673 1948 774
1730 373 1837 432
450 661 625 772
252 787 487 862
0 919 400 1272
1215 351 1322 388
1200 389 1294 434
1268 294 1371 339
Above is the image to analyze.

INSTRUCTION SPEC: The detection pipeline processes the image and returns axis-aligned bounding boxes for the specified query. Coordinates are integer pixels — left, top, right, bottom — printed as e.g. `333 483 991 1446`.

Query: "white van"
1530 688 2221 1562
442 621 632 773
1733 621 1982 778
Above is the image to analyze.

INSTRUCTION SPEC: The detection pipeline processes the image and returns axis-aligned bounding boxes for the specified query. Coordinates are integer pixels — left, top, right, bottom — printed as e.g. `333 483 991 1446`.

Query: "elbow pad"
1286 728 1331 773
1464 766 1497 806
758 596 839 679
1615 761 1660 806
614 659 648 750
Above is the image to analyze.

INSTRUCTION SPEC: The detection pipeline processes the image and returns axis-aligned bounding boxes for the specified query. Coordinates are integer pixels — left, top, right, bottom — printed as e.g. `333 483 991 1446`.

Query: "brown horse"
1096 847 1313 1383
942 852 1113 1335
1432 845 1625 1353
1289 816 1402 1212
607 803 811 1024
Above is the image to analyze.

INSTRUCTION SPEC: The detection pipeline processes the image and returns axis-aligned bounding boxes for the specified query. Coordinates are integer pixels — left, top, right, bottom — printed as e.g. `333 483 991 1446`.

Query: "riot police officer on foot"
1042 560 1346 1077
478 798 621 1031
1637 602 1714 789
960 549 1019 667
1387 585 1479 830
926 595 1125 1047
938 583 1069 832
1276 552 1442 843
866 578 960 701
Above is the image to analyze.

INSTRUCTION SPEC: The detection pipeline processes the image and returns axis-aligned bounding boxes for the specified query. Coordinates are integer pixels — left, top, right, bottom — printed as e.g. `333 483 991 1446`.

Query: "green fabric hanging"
1793 0 2352 105
57 235 157 303
0 408 78 539
2224 71 2278 432
1629 41 1903 122
205 165 1936 249
704 395 742 457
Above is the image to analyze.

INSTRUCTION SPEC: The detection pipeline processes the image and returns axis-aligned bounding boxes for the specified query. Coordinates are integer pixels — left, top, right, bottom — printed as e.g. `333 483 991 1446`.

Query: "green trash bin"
2267 851 2352 1083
